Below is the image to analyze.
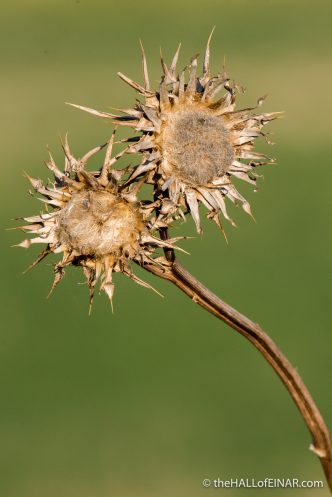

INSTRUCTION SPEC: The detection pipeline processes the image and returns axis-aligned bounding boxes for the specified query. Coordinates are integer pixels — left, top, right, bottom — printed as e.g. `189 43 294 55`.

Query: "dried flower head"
69 31 281 234
15 132 182 310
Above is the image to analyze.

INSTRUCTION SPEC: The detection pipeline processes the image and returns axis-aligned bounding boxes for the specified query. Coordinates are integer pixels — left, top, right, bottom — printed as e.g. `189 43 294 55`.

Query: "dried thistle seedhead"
15 133 181 310
69 32 281 234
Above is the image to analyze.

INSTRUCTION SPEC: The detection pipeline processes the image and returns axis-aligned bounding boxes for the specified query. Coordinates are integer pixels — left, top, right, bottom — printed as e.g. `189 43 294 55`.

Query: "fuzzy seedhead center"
57 190 144 257
161 106 234 185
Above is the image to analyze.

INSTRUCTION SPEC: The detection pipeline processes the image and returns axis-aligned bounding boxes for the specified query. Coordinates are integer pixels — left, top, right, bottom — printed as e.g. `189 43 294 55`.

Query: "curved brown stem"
140 257 332 492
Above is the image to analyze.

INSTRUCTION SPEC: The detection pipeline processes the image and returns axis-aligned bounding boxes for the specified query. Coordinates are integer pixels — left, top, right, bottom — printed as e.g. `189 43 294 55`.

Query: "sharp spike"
127 174 147 198
47 265 65 298
45 151 63 180
99 127 117 185
170 43 181 76
185 189 202 234
22 172 43 191
15 223 44 233
125 161 156 184
103 282 115 313
106 145 130 172
38 196 65 207
112 106 143 118
117 72 151 96
202 27 215 83
207 189 234 226
160 47 171 82
13 239 31 249
80 142 107 165
100 261 115 310
127 136 154 153
210 212 228 243
242 201 256 221
66 102 117 119
22 214 54 223
125 267 164 298
82 266 96 315
60 132 76 172
23 246 52 274
139 39 150 91
141 233 189 255
229 170 256 186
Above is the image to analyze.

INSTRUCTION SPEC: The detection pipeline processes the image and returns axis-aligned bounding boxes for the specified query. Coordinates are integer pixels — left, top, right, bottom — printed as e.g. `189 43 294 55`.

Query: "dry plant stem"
141 253 332 492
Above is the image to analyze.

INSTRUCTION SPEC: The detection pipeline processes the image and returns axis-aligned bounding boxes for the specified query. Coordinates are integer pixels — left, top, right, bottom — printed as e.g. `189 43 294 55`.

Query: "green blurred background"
1 0 331 495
